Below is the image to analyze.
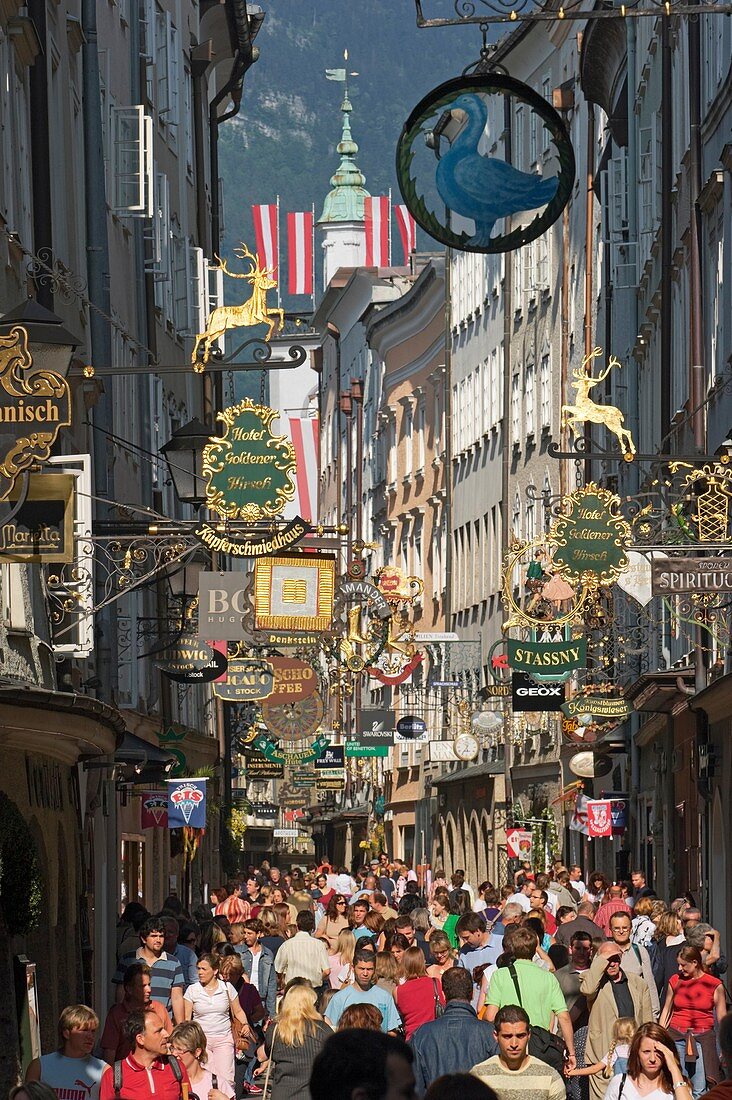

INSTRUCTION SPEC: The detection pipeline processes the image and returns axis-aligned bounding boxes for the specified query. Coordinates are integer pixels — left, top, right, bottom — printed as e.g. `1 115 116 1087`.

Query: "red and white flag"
586 799 613 838
287 211 314 296
287 415 320 523
251 203 279 280
365 195 391 267
395 204 417 264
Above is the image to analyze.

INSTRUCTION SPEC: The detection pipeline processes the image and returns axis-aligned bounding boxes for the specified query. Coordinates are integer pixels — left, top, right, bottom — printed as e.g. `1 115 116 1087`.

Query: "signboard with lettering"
507 637 586 678
506 828 533 860
315 745 345 770
512 672 565 712
561 695 631 721
346 741 389 758
213 658 274 701
549 484 630 587
202 399 296 520
246 758 285 779
651 556 732 594
158 636 229 683
0 472 74 562
267 657 318 705
254 556 336 633
0 326 72 501
195 516 311 558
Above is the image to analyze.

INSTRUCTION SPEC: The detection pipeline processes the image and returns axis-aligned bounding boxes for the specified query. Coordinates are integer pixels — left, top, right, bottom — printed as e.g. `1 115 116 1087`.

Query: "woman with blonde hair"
394 945 446 1040
374 950 400 996
632 896 657 947
328 928 356 989
259 906 286 958
426 932 456 980
169 1021 234 1099
256 981 331 1099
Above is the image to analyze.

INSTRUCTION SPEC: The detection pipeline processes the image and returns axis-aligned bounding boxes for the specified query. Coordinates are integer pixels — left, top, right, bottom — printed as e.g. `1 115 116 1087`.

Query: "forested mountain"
218 1 477 300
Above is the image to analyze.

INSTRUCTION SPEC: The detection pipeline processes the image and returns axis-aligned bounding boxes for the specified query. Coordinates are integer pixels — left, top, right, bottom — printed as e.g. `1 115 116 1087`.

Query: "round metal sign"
568 751 613 779
396 715 427 739
260 690 325 742
396 73 575 254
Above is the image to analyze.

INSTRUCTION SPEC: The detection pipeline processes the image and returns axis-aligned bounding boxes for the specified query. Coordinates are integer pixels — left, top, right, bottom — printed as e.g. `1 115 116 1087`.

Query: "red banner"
586 799 612 838
141 791 168 829
367 651 424 686
365 195 391 266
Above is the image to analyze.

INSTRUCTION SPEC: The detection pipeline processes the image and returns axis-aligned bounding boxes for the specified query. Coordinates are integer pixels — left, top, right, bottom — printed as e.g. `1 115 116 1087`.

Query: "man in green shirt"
472 1003 567 1100
483 925 576 1071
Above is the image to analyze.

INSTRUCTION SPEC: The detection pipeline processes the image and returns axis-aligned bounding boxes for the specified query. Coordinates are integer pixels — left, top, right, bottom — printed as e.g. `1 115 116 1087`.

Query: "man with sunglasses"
581 941 654 1100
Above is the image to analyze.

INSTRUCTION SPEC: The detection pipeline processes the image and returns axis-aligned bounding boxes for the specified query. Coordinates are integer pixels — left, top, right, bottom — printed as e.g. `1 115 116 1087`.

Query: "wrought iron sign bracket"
414 0 732 25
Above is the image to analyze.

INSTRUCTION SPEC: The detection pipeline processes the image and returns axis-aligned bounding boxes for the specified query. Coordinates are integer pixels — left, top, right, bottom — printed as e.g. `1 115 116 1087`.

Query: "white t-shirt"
250 949 261 991
507 891 532 912
189 1066 234 1098
604 1077 671 1100
184 979 238 1037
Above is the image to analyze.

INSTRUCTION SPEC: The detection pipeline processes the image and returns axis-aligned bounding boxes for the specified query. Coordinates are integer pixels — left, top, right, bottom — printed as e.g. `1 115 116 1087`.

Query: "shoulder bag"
114 1054 185 1098
262 1023 278 1100
508 963 567 1073
432 977 444 1019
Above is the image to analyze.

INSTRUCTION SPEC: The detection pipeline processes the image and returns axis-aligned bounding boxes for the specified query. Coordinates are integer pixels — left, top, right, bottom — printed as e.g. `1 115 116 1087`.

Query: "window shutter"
111 105 153 216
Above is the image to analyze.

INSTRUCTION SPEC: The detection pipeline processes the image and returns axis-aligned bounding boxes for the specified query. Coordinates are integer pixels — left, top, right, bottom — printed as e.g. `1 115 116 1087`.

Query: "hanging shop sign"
561 695 631 721
0 326 72 501
315 745 345 770
354 719 395 747
250 802 278 818
396 73 575 255
368 651 424 686
316 777 345 791
586 799 612 838
375 565 424 603
481 683 511 698
616 551 656 606
252 732 330 765
267 657 318 705
549 483 630 587
0 472 74 562
429 740 458 762
167 778 206 828
511 672 565 712
213 658 274 702
141 791 168 828
260 690 325 742
601 792 628 833
396 715 427 739
158 635 229 683
195 516 311 558
346 740 389 758
197 572 251 639
568 751 613 779
281 793 309 808
340 579 392 620
254 555 335 632
561 349 636 459
246 757 285 779
202 399 296 520
651 556 732 594
506 828 533 860
507 637 586 677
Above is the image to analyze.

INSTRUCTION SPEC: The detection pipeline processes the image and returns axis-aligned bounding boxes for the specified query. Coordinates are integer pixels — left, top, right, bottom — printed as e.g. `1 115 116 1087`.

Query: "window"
489 350 499 426
403 404 413 477
513 492 521 538
536 233 549 292
183 65 194 176
416 399 425 471
513 247 524 307
414 516 423 580
541 78 552 154
526 497 536 542
514 105 524 171
511 373 520 445
111 106 153 216
540 352 551 428
529 106 537 166
525 362 535 437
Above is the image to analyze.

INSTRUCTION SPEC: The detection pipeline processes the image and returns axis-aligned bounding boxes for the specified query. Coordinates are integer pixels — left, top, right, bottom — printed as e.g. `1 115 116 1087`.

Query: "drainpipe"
27 0 52 310
688 5 705 454
583 103 595 484
500 93 514 818
625 22 640 493
660 18 673 447
82 0 116 702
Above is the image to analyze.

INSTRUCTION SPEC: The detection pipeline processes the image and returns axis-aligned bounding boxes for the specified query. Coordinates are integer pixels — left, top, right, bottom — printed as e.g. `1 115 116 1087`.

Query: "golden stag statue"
191 243 285 367
561 347 636 459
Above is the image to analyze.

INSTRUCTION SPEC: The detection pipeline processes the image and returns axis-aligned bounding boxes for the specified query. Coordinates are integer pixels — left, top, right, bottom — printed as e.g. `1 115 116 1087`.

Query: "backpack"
113 1054 184 1098
508 964 567 1074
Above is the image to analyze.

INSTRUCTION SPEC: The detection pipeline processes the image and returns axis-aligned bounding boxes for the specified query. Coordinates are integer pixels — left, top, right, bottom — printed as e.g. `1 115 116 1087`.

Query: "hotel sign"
0 472 74 562
550 484 630 587
651 557 732 594
0 326 71 500
202 399 296 521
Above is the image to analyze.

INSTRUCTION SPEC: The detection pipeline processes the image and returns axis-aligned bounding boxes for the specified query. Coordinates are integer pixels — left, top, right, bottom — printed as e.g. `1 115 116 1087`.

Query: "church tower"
317 74 369 291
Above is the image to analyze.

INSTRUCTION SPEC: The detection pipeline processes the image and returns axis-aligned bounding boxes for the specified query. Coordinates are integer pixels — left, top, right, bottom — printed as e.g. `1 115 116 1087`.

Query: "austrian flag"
251 203 279 281
365 195 391 267
395 204 417 264
287 211 314 296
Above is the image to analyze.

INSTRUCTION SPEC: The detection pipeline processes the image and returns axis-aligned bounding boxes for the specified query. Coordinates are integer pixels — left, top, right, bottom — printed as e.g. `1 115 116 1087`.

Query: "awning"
431 760 504 787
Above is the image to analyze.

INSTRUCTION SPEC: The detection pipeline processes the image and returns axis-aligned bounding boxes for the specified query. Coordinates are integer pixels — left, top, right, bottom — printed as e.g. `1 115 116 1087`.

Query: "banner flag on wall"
141 791 168 829
167 778 207 829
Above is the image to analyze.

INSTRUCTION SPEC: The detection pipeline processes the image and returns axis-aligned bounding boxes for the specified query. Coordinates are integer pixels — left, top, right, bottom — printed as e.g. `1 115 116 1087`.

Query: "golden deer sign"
561 347 636 459
191 243 285 369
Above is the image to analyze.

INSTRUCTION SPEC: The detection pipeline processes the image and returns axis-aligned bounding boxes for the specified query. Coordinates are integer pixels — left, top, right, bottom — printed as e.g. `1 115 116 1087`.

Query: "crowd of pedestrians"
14 855 732 1100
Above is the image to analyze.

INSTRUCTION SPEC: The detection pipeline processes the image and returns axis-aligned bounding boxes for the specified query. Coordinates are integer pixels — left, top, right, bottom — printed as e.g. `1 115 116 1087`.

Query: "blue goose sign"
396 73 575 254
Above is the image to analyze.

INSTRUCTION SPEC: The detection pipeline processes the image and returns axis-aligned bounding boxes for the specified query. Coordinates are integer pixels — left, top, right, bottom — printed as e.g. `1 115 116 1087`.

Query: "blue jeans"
673 1037 706 1099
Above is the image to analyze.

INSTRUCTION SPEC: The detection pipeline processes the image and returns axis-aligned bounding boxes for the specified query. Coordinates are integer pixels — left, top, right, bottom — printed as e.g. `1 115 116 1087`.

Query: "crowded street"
1 0 731 1097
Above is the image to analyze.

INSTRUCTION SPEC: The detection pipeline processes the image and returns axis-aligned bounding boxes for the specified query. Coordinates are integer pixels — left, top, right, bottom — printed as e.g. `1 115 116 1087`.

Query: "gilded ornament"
561 347 636 458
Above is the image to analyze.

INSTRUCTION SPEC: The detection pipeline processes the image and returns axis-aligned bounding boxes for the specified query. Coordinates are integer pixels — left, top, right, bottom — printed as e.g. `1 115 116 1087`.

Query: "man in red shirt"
100 963 172 1063
214 880 251 924
594 884 632 936
99 1006 189 1100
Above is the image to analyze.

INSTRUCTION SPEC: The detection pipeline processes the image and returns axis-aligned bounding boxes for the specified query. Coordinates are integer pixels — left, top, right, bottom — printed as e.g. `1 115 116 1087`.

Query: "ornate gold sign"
0 327 71 500
549 483 630 588
191 243 285 369
202 399 296 521
561 347 636 459
254 556 336 632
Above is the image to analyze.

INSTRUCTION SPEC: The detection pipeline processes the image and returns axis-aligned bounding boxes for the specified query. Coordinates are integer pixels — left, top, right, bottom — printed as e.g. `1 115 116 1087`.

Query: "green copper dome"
319 89 369 223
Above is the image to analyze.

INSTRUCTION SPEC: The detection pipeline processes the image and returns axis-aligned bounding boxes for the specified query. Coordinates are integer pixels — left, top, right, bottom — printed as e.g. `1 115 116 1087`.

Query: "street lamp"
0 298 81 377
165 551 205 601
160 419 212 509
